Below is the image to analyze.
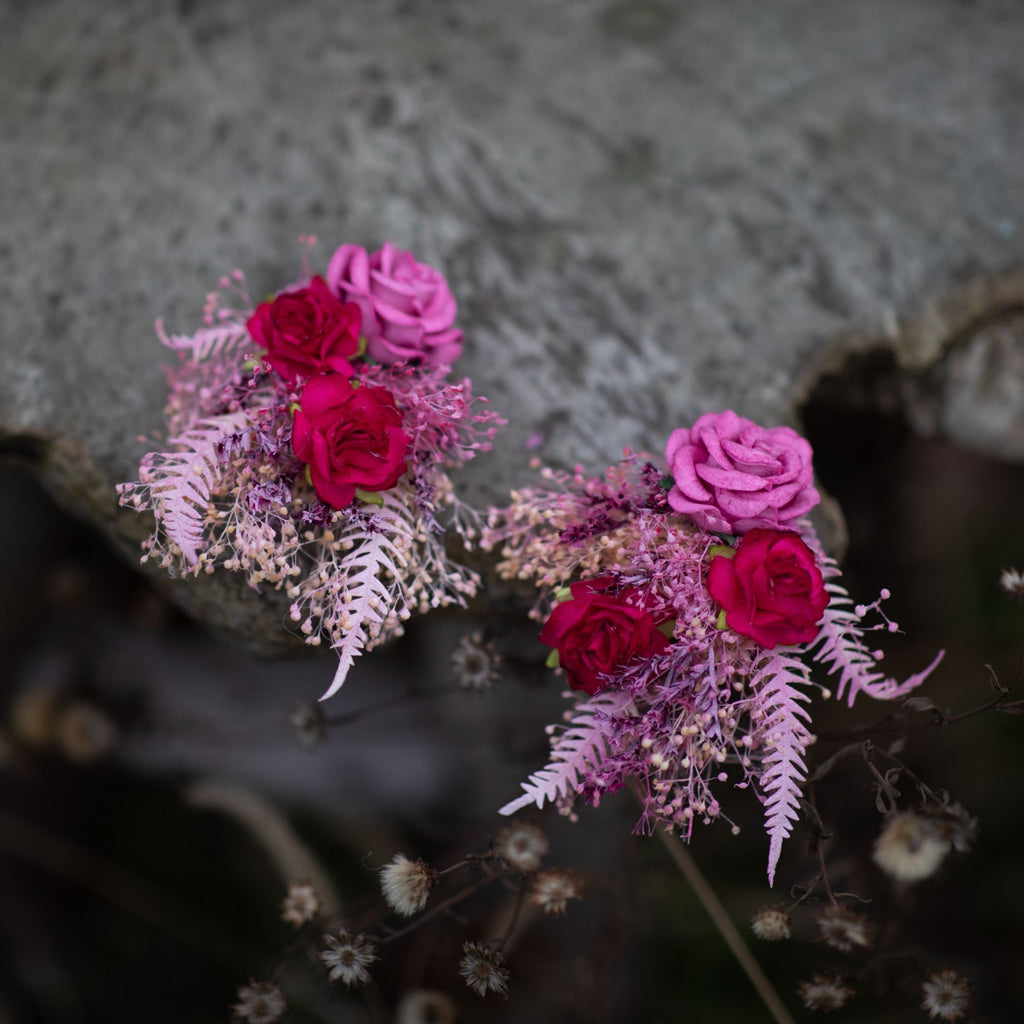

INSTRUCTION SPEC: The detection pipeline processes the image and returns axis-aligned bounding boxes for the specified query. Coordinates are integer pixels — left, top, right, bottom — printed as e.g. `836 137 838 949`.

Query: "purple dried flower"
119 244 503 700
487 439 942 883
246 481 292 513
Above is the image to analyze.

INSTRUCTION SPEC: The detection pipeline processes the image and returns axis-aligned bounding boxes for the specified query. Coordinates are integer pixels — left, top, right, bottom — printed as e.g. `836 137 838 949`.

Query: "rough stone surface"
3 0 1024 648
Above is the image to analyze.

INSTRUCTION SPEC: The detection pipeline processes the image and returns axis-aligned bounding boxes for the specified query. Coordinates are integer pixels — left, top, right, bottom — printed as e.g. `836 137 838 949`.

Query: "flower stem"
653 824 795 1024
377 871 496 946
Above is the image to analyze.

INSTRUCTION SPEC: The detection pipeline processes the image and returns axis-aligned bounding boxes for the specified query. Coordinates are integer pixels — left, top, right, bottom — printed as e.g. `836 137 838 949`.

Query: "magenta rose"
706 529 829 649
292 374 409 509
326 242 463 367
247 276 362 383
665 410 820 534
539 578 671 695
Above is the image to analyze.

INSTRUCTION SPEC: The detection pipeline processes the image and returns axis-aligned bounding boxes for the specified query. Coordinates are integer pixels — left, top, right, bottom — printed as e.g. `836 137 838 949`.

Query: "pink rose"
292 374 409 509
706 529 829 649
247 276 361 383
539 578 671 695
665 410 819 534
326 242 463 367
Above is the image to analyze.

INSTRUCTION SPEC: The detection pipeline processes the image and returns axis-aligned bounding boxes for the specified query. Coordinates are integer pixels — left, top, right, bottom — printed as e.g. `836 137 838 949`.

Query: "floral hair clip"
484 410 943 883
119 239 503 699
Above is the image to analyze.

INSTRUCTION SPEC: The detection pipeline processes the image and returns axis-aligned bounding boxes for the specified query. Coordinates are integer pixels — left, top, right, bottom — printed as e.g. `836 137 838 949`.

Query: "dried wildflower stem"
804 786 837 906
378 871 496 945
817 647 1024 743
817 694 1024 741
325 684 466 729
437 852 492 878
497 881 527 953
185 780 340 918
653 824 795 1024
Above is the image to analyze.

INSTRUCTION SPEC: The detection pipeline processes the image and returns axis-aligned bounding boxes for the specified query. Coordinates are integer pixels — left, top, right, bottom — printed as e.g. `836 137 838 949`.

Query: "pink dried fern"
499 689 632 816
120 247 502 697
486 446 943 883
747 649 814 886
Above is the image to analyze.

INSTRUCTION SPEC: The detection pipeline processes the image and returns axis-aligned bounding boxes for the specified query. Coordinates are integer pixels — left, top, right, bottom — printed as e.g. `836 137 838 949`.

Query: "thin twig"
653 825 796 1024
806 787 837 907
817 645 1024 743
326 684 464 728
377 871 496 946
497 881 527 953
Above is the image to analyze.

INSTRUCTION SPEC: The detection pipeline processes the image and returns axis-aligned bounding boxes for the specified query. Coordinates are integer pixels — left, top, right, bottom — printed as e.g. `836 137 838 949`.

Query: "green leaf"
716 609 729 631
545 648 560 669
708 544 736 560
554 587 573 603
355 488 384 507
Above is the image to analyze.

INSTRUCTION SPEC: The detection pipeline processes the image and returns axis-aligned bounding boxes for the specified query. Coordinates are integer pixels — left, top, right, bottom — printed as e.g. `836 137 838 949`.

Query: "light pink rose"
326 242 463 367
665 410 819 534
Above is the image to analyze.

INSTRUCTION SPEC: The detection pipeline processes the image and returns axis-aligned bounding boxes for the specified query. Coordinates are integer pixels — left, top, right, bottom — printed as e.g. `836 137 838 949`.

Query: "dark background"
2 382 1023 1023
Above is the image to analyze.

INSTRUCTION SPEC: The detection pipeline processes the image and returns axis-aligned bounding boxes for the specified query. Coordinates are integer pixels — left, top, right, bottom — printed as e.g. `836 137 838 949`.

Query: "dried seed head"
381 853 436 916
395 989 458 1024
921 969 971 1021
232 980 287 1023
797 973 854 1012
493 821 549 873
814 906 872 953
931 801 978 854
290 699 327 750
451 630 501 690
55 701 118 763
873 812 950 883
458 941 510 999
999 567 1024 599
9 687 61 748
281 881 320 928
528 868 583 916
320 929 377 988
750 906 791 941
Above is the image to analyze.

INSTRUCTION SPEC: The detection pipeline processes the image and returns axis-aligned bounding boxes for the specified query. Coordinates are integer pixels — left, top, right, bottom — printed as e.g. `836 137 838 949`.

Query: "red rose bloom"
292 374 409 509
539 578 671 695
247 276 361 383
706 529 829 649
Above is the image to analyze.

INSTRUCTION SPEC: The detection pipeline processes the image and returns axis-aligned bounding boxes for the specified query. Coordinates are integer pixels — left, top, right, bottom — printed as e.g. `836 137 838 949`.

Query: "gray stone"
3 0 1024 650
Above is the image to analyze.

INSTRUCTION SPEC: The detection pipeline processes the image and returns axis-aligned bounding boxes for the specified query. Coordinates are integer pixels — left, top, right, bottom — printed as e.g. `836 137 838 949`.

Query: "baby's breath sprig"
120 238 504 701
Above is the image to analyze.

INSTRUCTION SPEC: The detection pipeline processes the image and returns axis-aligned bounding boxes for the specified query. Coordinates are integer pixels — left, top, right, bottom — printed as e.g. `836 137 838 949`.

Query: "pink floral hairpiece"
119 239 503 699
484 410 943 884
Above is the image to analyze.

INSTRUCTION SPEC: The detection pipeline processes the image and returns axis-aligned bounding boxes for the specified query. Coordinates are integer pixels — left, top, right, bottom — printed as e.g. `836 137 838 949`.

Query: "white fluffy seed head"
921 969 970 1021
873 812 950 883
280 882 320 928
232 980 287 1023
815 906 872 953
798 974 854 1012
380 853 436 916
750 906 791 941
528 869 583 916
493 821 549 873
319 929 377 988
459 941 510 999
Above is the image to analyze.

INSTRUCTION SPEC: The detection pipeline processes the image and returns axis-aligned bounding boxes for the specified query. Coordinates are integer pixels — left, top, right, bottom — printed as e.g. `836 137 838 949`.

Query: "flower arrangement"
484 410 943 883
119 239 503 699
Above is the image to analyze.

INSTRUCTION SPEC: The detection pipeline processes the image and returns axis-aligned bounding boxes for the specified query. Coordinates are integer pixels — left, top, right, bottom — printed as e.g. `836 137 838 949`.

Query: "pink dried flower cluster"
484 420 942 883
119 240 503 698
